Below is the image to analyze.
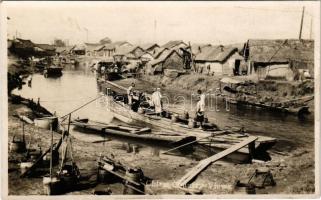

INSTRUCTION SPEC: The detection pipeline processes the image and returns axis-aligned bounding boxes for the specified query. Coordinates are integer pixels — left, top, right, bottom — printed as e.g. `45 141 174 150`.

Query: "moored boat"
98 80 277 160
71 119 196 146
44 65 63 78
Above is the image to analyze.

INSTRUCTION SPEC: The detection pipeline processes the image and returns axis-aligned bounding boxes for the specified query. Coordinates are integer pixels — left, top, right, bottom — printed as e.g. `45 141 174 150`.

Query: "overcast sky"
4 1 319 45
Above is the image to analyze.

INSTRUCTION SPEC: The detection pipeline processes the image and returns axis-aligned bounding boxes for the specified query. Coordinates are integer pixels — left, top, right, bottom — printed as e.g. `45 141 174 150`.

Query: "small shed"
194 45 242 76
141 43 160 54
114 46 145 61
244 39 314 80
148 50 185 75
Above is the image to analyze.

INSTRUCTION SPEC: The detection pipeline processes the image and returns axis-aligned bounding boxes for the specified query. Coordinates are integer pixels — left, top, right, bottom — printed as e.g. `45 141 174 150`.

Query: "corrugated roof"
195 46 238 62
248 39 314 63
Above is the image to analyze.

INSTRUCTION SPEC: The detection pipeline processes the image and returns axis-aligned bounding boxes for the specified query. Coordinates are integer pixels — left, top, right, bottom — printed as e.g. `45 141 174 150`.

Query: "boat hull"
102 95 276 158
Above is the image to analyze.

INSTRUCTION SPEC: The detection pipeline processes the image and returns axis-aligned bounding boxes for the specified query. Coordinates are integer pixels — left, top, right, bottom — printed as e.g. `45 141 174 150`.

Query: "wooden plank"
105 80 127 91
177 136 257 187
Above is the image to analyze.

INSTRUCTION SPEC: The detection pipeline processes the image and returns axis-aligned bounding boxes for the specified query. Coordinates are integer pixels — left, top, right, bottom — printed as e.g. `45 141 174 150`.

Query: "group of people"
127 83 207 127
127 83 163 116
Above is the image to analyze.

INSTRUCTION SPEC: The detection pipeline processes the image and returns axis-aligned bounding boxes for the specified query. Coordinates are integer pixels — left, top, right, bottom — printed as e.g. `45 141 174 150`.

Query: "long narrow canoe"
71 120 196 146
99 81 276 158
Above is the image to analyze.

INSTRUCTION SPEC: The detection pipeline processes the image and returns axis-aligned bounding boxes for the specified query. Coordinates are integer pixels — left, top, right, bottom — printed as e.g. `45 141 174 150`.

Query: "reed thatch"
247 39 314 63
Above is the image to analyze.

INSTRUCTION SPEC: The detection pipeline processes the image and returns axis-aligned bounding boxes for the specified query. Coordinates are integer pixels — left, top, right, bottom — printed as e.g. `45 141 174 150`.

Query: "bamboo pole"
50 124 53 179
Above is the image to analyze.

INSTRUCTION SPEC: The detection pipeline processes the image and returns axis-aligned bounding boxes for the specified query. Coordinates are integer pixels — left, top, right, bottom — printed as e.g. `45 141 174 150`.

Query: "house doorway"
234 59 241 75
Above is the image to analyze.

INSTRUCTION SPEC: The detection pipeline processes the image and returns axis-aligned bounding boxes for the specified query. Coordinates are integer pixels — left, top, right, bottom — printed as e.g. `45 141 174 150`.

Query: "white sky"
4 1 319 45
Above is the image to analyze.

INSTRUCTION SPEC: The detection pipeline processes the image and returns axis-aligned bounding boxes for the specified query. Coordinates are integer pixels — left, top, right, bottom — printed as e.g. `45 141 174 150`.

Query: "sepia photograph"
1 1 320 198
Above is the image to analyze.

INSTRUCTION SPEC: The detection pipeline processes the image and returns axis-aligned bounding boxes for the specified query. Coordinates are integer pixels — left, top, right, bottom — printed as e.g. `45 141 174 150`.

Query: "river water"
12 65 314 154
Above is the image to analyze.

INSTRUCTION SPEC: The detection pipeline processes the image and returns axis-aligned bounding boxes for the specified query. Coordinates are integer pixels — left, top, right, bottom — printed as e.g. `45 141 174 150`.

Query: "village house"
139 52 154 63
191 43 212 55
34 44 56 56
84 43 101 56
9 38 36 58
55 45 76 56
147 49 186 75
161 40 188 49
72 44 86 55
96 43 116 58
194 45 244 76
140 43 160 54
244 39 314 81
113 46 145 62
153 47 170 59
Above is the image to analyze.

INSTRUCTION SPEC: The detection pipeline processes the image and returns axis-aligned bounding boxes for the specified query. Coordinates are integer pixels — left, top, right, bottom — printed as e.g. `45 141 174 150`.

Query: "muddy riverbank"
139 74 315 115
8 98 315 195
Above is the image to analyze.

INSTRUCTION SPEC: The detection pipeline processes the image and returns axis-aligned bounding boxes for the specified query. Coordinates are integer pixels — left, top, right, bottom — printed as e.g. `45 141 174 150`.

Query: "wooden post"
50 124 53 179
299 6 305 40
22 121 25 143
248 141 256 163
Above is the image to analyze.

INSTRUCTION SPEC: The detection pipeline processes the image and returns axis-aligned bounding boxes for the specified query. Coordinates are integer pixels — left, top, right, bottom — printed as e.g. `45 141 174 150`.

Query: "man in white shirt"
127 83 135 106
152 88 162 116
196 89 206 128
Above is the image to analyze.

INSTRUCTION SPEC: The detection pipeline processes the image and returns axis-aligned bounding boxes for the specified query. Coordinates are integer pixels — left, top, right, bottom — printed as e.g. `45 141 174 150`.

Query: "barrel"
34 117 58 131
20 161 33 174
123 168 144 195
43 176 61 195
188 119 195 129
171 114 178 123
10 136 26 153
246 184 256 194
97 164 117 183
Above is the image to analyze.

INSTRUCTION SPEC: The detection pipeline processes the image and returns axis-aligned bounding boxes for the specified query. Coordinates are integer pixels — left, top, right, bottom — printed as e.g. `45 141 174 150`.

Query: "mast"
299 7 305 40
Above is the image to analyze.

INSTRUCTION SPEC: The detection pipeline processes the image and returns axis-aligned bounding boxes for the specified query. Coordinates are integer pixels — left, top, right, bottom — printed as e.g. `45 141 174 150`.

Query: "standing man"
152 88 162 116
27 75 32 87
195 89 206 129
127 83 135 106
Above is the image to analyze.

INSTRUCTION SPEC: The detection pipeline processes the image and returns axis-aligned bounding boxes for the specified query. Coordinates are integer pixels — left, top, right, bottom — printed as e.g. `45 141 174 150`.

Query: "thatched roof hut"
245 39 314 77
195 45 239 63
246 39 314 63
161 40 188 49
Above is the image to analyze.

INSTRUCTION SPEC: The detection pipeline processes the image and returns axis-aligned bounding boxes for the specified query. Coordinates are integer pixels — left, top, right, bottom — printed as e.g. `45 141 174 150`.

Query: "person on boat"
152 88 162 116
127 83 135 106
27 75 32 87
195 89 206 128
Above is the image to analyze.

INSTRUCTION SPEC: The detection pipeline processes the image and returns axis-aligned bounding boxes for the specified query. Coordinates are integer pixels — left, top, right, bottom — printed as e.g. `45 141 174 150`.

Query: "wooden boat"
98 80 276 161
44 66 63 78
71 119 196 146
218 77 313 118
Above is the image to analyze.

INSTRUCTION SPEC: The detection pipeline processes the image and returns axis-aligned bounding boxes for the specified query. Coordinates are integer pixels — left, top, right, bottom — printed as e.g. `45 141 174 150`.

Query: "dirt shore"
8 100 315 195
